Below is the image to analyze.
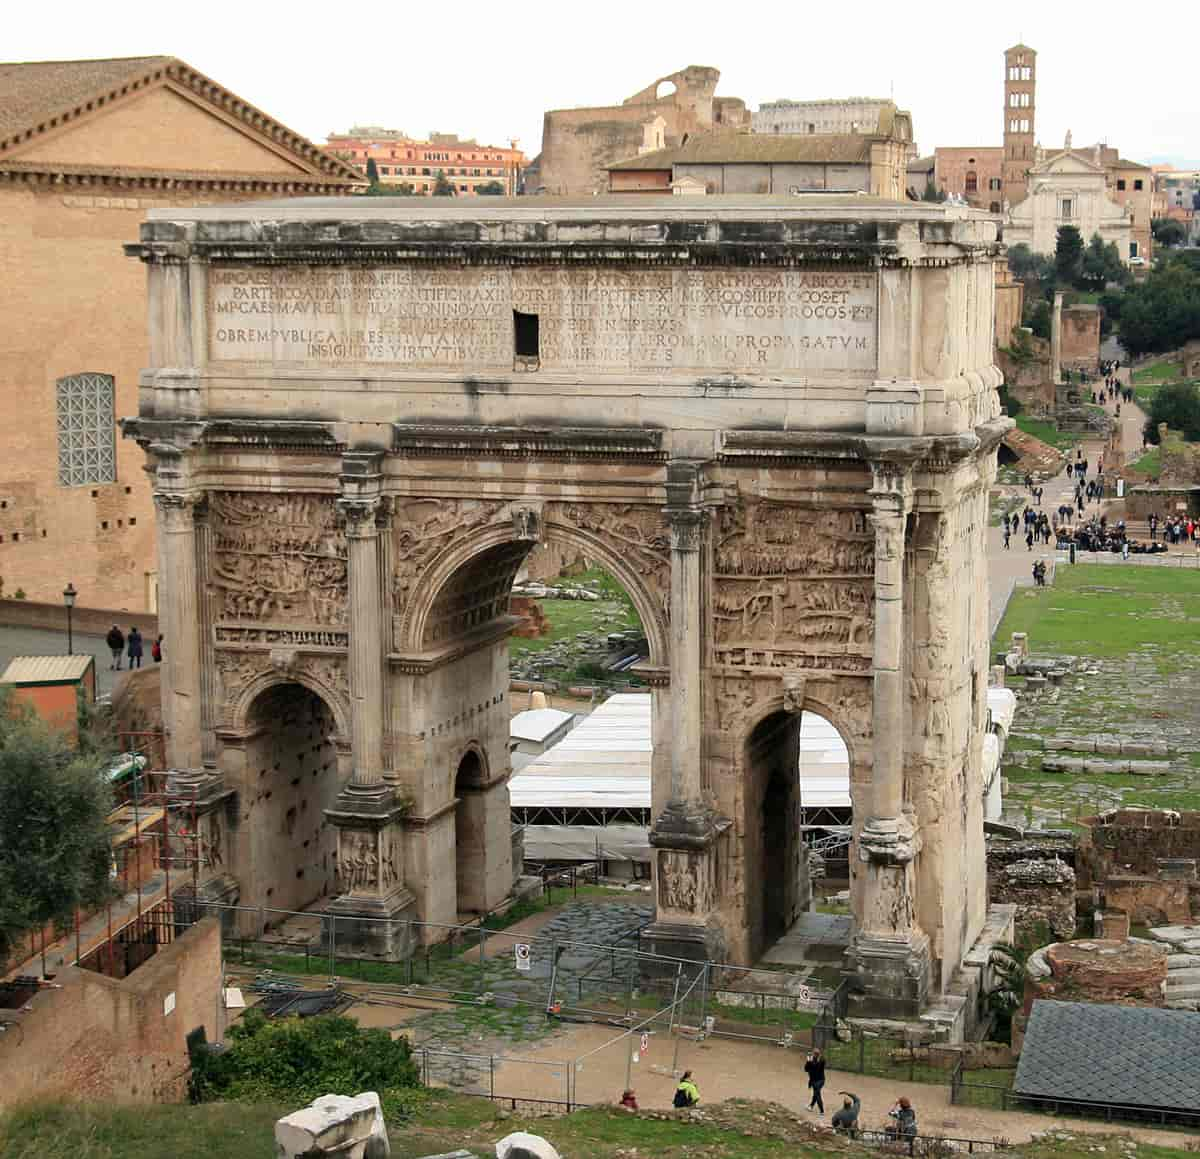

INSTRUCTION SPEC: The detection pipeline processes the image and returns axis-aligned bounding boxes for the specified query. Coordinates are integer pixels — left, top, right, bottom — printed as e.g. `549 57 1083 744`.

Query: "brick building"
934 146 1004 211
0 56 359 612
324 127 524 195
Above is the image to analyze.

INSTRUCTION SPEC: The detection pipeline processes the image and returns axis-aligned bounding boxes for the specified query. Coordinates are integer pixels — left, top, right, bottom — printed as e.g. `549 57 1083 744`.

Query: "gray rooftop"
1016 1000 1200 1111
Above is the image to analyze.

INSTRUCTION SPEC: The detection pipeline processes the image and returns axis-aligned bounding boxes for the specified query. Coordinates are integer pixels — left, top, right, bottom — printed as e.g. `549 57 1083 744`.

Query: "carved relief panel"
210 493 347 627
336 826 400 895
657 849 712 914
713 498 873 672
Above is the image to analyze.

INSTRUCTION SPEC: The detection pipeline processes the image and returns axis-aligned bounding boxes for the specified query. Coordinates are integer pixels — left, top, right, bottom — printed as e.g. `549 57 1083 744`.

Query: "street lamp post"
63 583 76 656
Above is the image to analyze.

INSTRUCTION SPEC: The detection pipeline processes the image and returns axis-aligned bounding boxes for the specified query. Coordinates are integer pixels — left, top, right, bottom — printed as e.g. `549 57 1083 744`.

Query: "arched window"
966 170 978 194
56 372 116 486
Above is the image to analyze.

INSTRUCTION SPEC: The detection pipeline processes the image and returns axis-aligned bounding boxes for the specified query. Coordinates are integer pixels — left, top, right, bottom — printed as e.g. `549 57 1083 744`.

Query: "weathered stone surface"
496 1132 561 1159
275 1092 389 1159
992 858 1076 941
130 196 1006 1019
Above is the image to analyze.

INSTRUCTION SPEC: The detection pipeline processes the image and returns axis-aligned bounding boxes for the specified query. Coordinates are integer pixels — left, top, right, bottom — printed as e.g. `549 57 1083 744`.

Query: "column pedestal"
324 793 416 961
166 767 239 931
846 816 931 1018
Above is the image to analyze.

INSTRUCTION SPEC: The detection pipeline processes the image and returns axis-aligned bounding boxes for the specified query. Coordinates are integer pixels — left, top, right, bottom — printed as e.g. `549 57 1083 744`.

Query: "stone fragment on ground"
275 1091 389 1159
496 1131 561 1159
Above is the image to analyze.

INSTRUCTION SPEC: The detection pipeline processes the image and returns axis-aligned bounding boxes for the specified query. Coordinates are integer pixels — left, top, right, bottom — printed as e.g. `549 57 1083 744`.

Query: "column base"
844 929 932 1019
650 800 721 848
638 919 726 975
324 887 418 961
172 873 241 936
858 813 921 865
326 781 404 823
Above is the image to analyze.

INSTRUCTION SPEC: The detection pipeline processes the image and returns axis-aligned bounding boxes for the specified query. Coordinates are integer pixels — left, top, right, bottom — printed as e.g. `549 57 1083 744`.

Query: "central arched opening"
413 522 664 922
744 707 853 976
243 682 340 914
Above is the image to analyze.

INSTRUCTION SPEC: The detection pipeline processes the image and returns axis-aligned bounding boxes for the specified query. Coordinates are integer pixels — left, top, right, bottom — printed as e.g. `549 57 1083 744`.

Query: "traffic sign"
514 942 532 971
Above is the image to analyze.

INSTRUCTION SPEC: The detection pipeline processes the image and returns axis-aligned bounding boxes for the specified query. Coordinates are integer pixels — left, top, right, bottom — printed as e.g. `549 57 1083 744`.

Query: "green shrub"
190 1010 420 1119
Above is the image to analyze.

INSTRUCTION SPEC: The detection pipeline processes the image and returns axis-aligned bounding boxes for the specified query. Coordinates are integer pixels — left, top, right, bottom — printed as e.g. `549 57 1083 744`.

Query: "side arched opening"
454 749 488 917
742 706 854 967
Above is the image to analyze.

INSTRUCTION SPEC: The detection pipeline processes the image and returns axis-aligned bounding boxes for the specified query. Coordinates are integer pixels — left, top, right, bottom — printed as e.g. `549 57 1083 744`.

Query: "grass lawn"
994 564 1200 825
5 1090 1197 1159
993 564 1200 658
1129 447 1161 476
1132 359 1180 385
1014 415 1079 450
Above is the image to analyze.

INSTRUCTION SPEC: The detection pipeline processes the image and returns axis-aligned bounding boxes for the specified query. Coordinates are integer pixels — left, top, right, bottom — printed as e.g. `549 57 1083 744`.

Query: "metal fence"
949 1058 1200 1129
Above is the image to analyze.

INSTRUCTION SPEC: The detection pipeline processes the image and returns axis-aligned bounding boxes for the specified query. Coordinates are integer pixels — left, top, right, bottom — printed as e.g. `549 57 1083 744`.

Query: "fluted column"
194 497 218 769
155 490 202 771
857 462 918 866
868 484 908 826
667 505 704 808
339 494 385 790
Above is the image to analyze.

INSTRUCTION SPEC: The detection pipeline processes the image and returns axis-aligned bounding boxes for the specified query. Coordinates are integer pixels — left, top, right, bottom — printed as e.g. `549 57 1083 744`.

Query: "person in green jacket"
673 1070 700 1107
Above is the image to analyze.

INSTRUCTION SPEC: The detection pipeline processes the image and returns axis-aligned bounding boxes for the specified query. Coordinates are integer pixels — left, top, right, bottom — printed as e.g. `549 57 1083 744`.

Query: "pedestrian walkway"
987 370 1168 632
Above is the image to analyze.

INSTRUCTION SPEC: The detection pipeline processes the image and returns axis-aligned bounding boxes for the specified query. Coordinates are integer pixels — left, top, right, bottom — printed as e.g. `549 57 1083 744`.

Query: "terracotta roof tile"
0 55 362 184
609 132 874 172
0 56 171 143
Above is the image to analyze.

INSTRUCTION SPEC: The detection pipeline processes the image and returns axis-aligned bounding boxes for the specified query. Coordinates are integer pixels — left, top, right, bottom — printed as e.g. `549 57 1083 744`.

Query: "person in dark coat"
805 1048 827 1113
127 627 144 669
106 625 125 670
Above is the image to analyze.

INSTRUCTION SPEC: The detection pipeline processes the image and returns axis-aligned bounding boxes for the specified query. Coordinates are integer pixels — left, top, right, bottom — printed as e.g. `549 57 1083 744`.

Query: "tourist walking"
673 1070 700 1107
127 626 144 669
805 1048 827 1114
1003 523 1011 549
106 624 125 670
152 634 163 663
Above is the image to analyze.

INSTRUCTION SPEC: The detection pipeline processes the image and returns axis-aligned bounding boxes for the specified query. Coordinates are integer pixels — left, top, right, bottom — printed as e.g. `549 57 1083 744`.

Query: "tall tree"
1152 218 1187 248
1119 252 1200 356
432 170 455 197
1055 225 1085 286
0 698 113 960
1079 232 1128 290
365 157 380 188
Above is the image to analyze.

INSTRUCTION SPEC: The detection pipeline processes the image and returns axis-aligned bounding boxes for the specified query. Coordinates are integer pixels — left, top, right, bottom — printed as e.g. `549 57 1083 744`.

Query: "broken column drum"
126 196 1009 1017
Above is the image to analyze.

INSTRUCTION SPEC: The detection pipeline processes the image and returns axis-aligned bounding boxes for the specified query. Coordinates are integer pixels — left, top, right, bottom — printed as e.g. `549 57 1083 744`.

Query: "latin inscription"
209 266 878 373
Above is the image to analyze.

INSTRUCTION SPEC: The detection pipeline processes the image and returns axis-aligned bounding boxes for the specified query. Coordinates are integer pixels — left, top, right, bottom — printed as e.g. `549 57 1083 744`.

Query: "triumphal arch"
126 195 1009 1019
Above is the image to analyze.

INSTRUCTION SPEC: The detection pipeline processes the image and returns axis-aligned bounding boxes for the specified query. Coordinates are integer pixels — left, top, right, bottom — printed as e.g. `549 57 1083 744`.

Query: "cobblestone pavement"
349 899 655 1090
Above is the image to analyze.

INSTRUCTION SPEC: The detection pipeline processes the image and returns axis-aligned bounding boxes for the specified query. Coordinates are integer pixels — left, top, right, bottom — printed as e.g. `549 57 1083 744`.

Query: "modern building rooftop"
1016 1000 1200 1112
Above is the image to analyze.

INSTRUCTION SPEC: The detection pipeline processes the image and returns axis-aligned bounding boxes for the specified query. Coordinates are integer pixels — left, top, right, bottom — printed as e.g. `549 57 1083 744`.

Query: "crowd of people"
620 1052 917 1144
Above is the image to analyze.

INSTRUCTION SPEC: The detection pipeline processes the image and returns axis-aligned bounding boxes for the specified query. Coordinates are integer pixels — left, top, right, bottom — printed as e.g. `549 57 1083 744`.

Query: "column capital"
667 506 705 552
868 460 914 510
153 489 204 528
337 495 383 539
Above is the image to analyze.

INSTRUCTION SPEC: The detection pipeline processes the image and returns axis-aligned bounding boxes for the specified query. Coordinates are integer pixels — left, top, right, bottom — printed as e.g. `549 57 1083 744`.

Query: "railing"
948 1057 1199 1128
78 897 176 979
855 1128 1013 1154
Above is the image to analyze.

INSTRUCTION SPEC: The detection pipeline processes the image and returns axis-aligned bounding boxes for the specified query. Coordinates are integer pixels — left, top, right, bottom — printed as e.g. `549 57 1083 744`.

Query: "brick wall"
0 917 222 1106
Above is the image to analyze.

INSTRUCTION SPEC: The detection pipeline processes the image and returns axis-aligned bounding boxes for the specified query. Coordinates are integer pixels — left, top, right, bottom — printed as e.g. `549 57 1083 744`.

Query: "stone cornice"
1 164 357 195
391 424 666 462
718 429 983 472
389 616 524 675
126 210 1002 269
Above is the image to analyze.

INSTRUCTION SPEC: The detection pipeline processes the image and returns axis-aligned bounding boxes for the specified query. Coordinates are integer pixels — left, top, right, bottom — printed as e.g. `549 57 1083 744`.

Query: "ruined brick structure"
535 66 748 195
1080 809 1200 927
127 195 1011 1026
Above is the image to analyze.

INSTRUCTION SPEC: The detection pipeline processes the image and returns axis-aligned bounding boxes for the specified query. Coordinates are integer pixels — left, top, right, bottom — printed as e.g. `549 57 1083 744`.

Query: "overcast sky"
8 0 1198 168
